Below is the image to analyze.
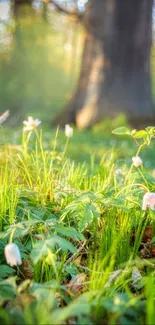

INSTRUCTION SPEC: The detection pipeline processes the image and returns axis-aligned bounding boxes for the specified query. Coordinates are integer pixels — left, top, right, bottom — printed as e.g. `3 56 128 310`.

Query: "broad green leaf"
0 265 15 279
48 236 76 254
0 220 43 240
145 126 155 134
131 129 137 136
65 264 79 277
133 130 148 139
31 235 76 264
0 277 17 305
30 287 56 305
0 224 28 240
112 127 131 136
30 240 48 264
103 198 131 211
150 237 155 245
78 203 100 232
54 225 85 241
50 292 90 324
18 279 31 294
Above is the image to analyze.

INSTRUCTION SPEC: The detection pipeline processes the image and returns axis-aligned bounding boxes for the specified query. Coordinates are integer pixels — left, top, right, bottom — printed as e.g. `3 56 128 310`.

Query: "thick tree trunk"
53 33 95 125
55 0 154 128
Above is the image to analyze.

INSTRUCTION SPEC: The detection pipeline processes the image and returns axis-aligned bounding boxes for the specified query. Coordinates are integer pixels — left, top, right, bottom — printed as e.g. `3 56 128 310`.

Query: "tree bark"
6 0 34 125
54 0 154 128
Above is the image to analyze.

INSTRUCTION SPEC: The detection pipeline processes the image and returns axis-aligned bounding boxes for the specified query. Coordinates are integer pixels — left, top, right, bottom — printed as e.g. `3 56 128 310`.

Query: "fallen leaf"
22 258 34 279
142 226 152 242
66 273 87 296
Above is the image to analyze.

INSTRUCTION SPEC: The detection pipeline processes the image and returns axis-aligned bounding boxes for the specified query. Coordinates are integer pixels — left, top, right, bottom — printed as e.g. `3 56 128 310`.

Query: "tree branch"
50 0 84 21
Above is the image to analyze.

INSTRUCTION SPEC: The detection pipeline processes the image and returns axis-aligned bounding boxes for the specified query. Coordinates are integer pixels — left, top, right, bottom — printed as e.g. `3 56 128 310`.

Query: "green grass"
0 117 155 324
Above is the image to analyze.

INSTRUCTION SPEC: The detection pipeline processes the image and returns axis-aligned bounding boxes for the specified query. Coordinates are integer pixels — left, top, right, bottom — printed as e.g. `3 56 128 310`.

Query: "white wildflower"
23 116 41 131
0 110 9 125
142 192 155 210
5 243 22 267
132 156 142 167
65 124 73 138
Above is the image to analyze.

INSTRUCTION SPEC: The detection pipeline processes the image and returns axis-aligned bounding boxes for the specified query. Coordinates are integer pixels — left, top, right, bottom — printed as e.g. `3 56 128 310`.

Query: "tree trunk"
55 0 154 128
13 0 33 16
6 0 34 125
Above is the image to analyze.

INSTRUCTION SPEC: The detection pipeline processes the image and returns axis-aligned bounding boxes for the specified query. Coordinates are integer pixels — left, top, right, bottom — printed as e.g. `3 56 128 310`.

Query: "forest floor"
0 115 155 325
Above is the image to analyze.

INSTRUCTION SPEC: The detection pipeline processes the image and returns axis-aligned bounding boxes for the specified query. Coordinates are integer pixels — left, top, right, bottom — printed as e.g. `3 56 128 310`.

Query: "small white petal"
0 110 10 125
23 121 29 126
28 116 33 122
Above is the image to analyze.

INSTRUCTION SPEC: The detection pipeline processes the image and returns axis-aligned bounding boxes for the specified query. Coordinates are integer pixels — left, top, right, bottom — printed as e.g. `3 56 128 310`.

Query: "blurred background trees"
0 0 154 127
0 0 84 124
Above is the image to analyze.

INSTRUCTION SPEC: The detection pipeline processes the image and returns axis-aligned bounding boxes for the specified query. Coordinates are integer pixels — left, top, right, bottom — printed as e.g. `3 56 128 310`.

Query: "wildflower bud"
5 243 22 267
65 124 73 138
132 156 142 167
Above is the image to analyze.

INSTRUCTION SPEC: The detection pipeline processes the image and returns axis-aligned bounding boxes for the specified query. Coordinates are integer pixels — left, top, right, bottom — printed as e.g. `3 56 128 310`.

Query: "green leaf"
48 236 76 254
65 264 79 277
0 265 15 279
18 279 31 294
150 237 155 245
0 277 17 305
103 197 131 211
31 235 76 264
50 292 90 324
0 224 28 240
30 240 48 264
30 280 64 292
133 130 148 139
78 203 100 232
145 126 155 134
112 127 131 136
131 129 137 136
54 225 85 241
